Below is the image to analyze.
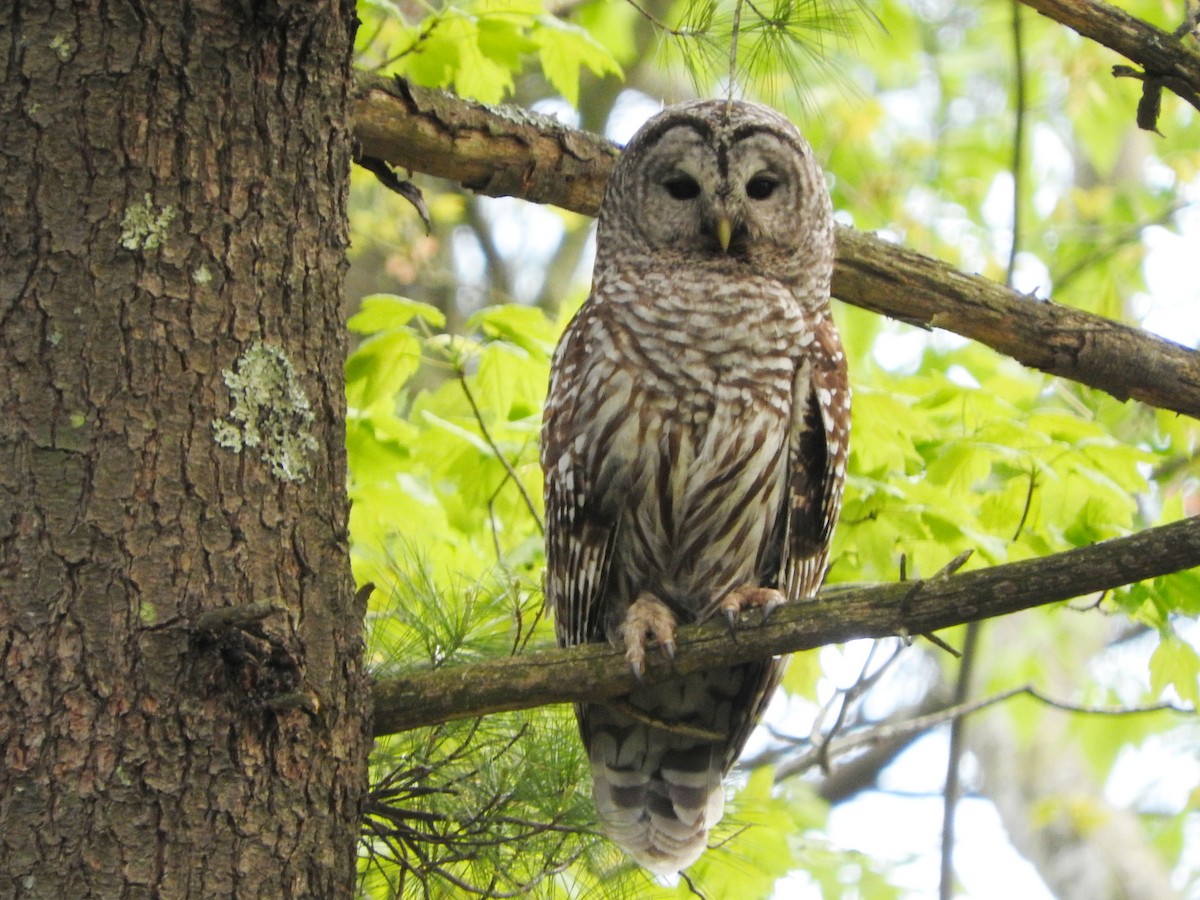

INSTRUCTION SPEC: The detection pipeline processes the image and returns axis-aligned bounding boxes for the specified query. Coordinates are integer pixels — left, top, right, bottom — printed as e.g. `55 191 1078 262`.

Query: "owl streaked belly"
583 294 804 638
616 391 789 614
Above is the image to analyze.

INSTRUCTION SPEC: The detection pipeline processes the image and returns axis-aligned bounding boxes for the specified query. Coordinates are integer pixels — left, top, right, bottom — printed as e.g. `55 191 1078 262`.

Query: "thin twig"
940 622 980 900
1006 0 1028 286
728 0 746 101
904 550 972 655
1173 0 1200 39
769 682 1193 785
679 869 709 899
1012 465 1038 542
486 479 507 564
1053 201 1192 293
811 639 906 775
942 12 1025 886
1111 65 1200 117
455 368 544 533
620 0 693 37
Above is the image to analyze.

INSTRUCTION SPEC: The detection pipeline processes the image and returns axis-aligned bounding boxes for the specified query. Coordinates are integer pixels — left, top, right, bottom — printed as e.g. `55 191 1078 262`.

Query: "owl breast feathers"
541 99 850 875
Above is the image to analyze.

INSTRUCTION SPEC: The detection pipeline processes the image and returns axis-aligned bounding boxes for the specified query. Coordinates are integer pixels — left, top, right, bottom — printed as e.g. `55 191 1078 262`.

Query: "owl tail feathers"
586 712 726 875
593 767 725 875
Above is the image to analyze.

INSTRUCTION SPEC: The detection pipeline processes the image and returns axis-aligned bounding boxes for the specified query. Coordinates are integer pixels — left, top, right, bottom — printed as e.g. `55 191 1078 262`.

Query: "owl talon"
760 592 786 621
621 593 677 677
718 585 788 629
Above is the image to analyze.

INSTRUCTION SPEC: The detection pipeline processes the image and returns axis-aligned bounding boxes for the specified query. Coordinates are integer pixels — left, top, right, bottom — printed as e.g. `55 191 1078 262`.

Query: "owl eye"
663 175 701 200
746 175 779 200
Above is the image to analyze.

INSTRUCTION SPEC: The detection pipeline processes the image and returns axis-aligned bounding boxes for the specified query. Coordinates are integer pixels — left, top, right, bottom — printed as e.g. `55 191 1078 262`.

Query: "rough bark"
0 3 368 897
353 72 619 215
372 515 1200 736
349 75 1200 420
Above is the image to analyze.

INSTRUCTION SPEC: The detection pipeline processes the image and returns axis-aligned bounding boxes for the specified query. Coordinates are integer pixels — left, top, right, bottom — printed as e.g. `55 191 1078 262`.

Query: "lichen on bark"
212 341 318 484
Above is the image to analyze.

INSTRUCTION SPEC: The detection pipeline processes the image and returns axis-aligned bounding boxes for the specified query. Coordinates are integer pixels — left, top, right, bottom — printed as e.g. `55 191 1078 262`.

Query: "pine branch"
350 74 1200 419
371 515 1200 736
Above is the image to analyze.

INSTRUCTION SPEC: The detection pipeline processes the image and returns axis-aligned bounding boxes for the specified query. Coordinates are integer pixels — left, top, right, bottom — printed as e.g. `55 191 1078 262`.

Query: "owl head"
597 99 835 290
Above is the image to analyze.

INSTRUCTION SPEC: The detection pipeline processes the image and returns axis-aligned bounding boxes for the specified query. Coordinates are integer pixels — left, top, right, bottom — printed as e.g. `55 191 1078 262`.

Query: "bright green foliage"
1151 635 1200 707
356 0 621 104
349 302 598 895
837 339 1154 583
350 0 1200 895
346 298 548 608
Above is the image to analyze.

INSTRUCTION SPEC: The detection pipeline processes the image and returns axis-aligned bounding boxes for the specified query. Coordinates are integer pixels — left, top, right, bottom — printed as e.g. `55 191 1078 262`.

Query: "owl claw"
621 593 677 677
724 606 740 636
760 592 787 621
718 585 788 631
660 637 677 661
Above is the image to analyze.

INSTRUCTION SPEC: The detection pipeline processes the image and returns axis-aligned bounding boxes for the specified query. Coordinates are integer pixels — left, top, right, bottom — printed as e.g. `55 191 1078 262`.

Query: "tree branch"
773 682 1193 796
830 230 1200 417
371 515 1200 736
1017 0 1200 108
350 74 1200 419
353 73 618 216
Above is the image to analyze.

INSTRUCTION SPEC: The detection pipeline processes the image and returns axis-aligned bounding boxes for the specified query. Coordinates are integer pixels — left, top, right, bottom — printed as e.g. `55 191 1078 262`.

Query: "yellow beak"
716 216 733 253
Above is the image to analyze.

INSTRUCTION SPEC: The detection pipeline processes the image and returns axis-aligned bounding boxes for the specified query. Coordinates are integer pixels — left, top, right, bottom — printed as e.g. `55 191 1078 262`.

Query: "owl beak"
716 216 734 253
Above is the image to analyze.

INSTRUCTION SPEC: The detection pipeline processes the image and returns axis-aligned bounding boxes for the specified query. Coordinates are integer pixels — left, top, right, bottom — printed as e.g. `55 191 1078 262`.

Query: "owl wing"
541 305 618 648
780 317 850 603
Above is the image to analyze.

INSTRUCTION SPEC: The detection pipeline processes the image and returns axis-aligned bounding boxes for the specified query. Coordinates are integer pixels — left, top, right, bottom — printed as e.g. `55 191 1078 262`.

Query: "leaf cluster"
356 0 621 105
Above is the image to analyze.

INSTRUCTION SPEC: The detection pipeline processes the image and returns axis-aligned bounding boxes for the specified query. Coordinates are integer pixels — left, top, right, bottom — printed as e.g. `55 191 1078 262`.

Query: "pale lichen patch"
120 194 176 251
49 34 76 62
212 342 318 484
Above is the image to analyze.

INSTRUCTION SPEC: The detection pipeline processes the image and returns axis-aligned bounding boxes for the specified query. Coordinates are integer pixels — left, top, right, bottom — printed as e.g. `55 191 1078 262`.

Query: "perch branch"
371 515 1200 736
350 74 1200 419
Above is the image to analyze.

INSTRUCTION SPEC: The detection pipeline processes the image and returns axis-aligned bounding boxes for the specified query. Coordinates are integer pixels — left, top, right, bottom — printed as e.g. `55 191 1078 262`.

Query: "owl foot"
718 585 788 632
620 593 677 678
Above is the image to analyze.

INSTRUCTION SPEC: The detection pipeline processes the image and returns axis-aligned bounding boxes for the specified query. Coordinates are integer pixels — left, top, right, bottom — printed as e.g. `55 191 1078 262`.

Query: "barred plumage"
542 99 849 874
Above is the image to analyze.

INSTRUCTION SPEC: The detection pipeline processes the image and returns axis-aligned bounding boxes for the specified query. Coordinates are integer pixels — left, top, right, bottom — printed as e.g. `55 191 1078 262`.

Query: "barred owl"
541 99 849 874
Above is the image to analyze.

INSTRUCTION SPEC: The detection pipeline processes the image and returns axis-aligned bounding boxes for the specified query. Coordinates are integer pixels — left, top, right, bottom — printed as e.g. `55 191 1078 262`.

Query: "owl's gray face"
598 100 834 289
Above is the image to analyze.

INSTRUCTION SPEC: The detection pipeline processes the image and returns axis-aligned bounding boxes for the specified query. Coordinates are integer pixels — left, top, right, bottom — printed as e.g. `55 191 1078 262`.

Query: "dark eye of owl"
746 175 779 200
663 175 701 200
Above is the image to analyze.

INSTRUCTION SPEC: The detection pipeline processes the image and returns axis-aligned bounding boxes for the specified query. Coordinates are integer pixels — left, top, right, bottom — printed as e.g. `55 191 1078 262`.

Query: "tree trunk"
0 3 367 897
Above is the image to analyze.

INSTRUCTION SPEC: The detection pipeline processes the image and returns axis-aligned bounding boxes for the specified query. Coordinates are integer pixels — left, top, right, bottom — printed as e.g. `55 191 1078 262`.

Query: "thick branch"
350 75 1200 419
832 229 1200 417
353 73 617 215
371 516 1200 736
1018 0 1200 98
